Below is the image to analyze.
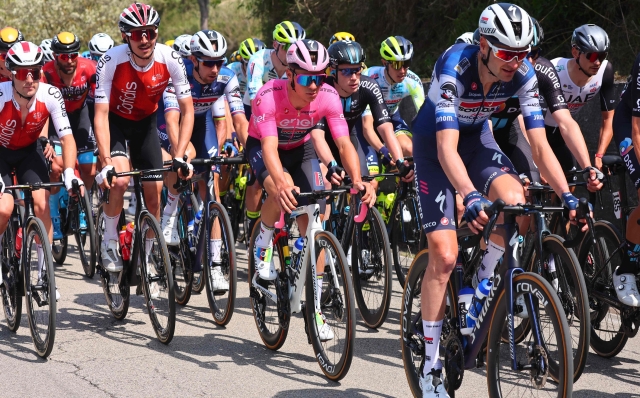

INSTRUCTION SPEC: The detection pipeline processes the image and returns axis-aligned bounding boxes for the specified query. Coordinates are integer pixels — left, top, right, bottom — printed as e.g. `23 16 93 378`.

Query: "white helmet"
478 3 533 49
173 34 192 57
6 41 44 70
190 30 227 58
89 33 114 57
455 32 475 45
40 39 54 62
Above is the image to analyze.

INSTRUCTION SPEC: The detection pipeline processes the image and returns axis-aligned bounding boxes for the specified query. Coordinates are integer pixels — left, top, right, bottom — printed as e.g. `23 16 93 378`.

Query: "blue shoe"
79 211 87 230
52 216 63 240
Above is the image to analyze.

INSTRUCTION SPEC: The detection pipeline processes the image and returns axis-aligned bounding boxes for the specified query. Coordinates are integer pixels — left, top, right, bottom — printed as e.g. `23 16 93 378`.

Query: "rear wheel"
391 194 424 287
76 189 97 278
1 219 22 332
172 193 197 306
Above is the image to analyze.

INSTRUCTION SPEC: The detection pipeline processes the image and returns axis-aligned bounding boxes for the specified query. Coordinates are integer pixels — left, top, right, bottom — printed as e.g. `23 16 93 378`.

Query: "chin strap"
12 83 33 101
575 56 593 77
480 51 498 78
384 64 399 84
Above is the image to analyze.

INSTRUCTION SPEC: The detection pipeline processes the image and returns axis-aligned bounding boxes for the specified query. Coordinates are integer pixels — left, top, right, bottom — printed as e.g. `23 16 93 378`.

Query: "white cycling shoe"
315 311 334 341
420 369 449 398
161 214 179 246
101 239 123 272
255 245 277 281
613 268 640 307
515 294 529 319
210 266 229 292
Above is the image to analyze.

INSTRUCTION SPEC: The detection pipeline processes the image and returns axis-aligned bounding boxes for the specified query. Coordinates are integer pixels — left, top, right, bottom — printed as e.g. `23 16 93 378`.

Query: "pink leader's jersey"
248 79 349 150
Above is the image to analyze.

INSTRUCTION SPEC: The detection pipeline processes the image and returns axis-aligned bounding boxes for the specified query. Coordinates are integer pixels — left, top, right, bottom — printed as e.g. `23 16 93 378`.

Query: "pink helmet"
286 39 329 72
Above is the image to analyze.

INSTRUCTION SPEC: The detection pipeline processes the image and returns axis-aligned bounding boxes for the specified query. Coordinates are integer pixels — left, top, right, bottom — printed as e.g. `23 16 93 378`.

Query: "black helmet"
531 18 544 47
571 24 609 53
51 32 81 54
472 28 480 45
328 40 366 67
0 27 24 52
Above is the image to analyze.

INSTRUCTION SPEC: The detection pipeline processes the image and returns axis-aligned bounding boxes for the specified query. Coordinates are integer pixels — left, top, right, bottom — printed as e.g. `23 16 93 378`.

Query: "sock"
246 210 260 236
104 213 120 241
422 319 444 375
255 222 274 248
49 191 61 218
315 273 323 312
36 243 44 280
211 239 222 263
478 241 505 281
547 254 556 273
617 240 640 275
163 191 180 216
145 238 154 255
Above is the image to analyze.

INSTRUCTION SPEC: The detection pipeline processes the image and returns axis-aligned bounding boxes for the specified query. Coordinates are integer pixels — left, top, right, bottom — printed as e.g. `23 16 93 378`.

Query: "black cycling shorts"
545 125 577 173
494 119 540 183
0 142 50 192
49 104 95 153
109 112 163 181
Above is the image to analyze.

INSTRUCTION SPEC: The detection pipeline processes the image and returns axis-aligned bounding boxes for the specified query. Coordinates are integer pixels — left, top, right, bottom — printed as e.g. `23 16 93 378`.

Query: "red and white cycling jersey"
42 57 96 113
0 81 71 149
94 44 191 121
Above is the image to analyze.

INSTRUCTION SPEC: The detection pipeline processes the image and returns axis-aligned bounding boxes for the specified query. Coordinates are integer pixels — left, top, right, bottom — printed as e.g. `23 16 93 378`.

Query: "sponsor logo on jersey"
0 119 17 147
518 63 529 75
454 57 470 75
116 81 137 115
217 75 231 83
471 82 477 90
620 137 634 156
534 63 560 89
440 217 449 226
314 172 323 187
440 82 458 101
501 166 510 172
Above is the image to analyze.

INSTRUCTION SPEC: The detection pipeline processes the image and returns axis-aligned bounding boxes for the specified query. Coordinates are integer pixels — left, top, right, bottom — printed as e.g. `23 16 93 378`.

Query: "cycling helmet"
472 29 481 45
5 41 44 70
89 33 115 57
190 30 227 58
173 34 192 57
229 50 243 63
52 32 81 54
40 39 54 62
571 24 609 53
329 32 355 45
286 39 329 72
0 27 24 52
273 21 305 44
380 36 413 61
119 2 161 33
238 38 266 60
478 3 533 49
531 18 544 47
81 50 91 59
165 39 175 47
455 32 475 45
328 40 366 66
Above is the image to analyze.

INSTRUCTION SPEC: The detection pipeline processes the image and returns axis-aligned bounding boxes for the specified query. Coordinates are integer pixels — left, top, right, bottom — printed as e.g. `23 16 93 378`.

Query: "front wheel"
305 230 356 381
51 236 67 265
76 189 97 278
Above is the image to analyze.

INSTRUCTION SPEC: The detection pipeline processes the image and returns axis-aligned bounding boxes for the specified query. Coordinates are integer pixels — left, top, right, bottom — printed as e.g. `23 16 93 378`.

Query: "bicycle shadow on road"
272 387 396 397
0 325 48 363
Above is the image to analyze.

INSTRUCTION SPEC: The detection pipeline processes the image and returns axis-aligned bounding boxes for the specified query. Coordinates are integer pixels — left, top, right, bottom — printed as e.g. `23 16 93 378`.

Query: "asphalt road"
1 224 640 397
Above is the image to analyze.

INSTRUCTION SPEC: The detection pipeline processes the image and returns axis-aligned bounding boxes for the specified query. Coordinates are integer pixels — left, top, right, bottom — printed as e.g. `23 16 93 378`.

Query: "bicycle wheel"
578 220 628 358
192 271 205 293
23 217 56 358
51 235 67 265
247 218 288 350
75 189 97 278
305 230 356 381
527 234 589 381
486 272 573 397
391 195 424 287
172 193 196 306
96 207 129 320
138 212 175 344
351 206 392 329
1 218 21 332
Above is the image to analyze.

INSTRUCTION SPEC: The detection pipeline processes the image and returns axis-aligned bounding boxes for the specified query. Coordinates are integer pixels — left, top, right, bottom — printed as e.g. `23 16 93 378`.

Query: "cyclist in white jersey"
227 38 265 101
545 24 617 171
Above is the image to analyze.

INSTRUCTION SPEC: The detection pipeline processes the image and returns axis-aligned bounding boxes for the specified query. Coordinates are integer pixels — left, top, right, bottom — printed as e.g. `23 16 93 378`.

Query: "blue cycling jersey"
414 44 544 138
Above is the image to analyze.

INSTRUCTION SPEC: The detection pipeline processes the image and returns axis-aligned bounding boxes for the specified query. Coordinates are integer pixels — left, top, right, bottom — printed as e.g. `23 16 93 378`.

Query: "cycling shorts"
414 128 518 234
612 104 640 190
493 119 540 183
391 112 411 137
48 104 95 153
545 125 577 174
0 142 50 192
326 120 374 177
244 104 252 120
109 112 163 181
246 136 325 207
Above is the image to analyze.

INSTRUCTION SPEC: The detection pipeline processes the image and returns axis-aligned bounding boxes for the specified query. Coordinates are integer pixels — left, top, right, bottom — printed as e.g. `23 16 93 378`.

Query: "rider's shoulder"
362 65 382 79
405 70 422 86
0 81 12 97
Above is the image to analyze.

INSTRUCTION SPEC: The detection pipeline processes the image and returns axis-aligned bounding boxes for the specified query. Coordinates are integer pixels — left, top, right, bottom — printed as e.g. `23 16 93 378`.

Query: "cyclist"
248 39 375 338
88 33 115 62
43 32 98 239
328 31 355 45
94 2 194 273
545 24 617 171
227 38 266 100
362 36 424 157
454 32 474 45
172 34 192 56
40 39 54 62
0 27 24 82
0 41 84 299
243 21 305 239
411 5 584 396
610 51 640 306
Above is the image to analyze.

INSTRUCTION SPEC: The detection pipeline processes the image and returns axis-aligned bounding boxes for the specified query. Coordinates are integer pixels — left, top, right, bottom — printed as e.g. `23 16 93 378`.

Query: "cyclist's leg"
391 113 413 157
74 105 97 191
245 174 263 236
0 148 16 239
104 114 132 230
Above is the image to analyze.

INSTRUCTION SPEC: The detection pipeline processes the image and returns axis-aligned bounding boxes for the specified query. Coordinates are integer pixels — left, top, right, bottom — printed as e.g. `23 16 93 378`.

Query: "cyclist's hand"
462 191 491 234
395 158 414 182
355 181 376 207
96 165 115 189
42 142 54 161
561 192 591 232
594 156 603 171
379 146 392 166
277 184 298 213
583 166 604 192
325 161 345 186
63 168 84 197
172 157 194 180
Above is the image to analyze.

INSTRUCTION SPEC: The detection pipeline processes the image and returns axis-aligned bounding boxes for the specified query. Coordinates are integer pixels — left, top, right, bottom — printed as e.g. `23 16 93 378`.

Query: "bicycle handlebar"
190 156 247 166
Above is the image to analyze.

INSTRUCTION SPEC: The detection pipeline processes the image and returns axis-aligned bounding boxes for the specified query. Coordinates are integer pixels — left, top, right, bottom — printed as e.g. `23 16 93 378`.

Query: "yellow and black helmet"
52 31 81 54
229 50 243 63
328 32 355 45
0 27 24 52
272 21 305 44
238 38 266 60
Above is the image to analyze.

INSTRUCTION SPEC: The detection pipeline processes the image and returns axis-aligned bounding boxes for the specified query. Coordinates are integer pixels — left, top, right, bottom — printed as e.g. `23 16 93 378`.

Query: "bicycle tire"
172 192 197 306
486 272 573 397
247 217 288 350
578 220 629 358
204 201 237 326
192 271 205 293
23 217 56 358
76 189 97 278
1 218 22 332
351 206 392 329
51 235 67 265
138 212 176 344
305 230 356 381
391 195 424 287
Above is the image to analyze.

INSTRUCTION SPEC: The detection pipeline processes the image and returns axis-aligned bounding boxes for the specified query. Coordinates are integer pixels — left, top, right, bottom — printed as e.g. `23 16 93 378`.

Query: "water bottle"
15 228 22 257
119 226 130 261
458 287 475 335
192 209 203 238
343 205 350 216
290 237 304 272
122 222 134 261
468 278 492 321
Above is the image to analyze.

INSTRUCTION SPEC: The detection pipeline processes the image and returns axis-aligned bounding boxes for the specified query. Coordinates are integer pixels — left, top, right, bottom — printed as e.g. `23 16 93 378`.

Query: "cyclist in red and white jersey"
94 2 194 273
0 27 24 82
0 42 83 299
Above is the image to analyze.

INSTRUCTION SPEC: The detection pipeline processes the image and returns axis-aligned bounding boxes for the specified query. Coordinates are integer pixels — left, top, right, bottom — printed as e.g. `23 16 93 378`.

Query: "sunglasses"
338 66 362 77
583 51 607 63
197 58 225 68
12 68 42 81
56 53 79 62
126 28 158 42
487 40 530 63
293 72 327 87
388 60 411 70
528 47 543 60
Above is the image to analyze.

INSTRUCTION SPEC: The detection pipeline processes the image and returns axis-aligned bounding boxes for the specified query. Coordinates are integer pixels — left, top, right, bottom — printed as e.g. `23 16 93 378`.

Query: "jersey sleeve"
432 73 463 131
599 62 618 112
407 71 425 112
211 96 227 119
163 84 179 113
246 53 265 102
45 86 72 139
223 74 245 115
536 57 568 115
515 66 545 130
322 87 349 140
362 77 391 128
94 53 116 104
250 86 277 139
167 54 191 100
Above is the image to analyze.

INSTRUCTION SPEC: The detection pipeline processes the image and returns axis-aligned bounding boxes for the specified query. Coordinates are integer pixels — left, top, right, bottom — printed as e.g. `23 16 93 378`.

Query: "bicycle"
0 178 67 358
96 166 175 344
247 188 357 381
401 200 573 397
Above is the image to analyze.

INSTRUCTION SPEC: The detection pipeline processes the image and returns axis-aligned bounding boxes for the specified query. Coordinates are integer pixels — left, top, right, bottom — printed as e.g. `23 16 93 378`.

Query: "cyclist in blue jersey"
411 4 589 396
